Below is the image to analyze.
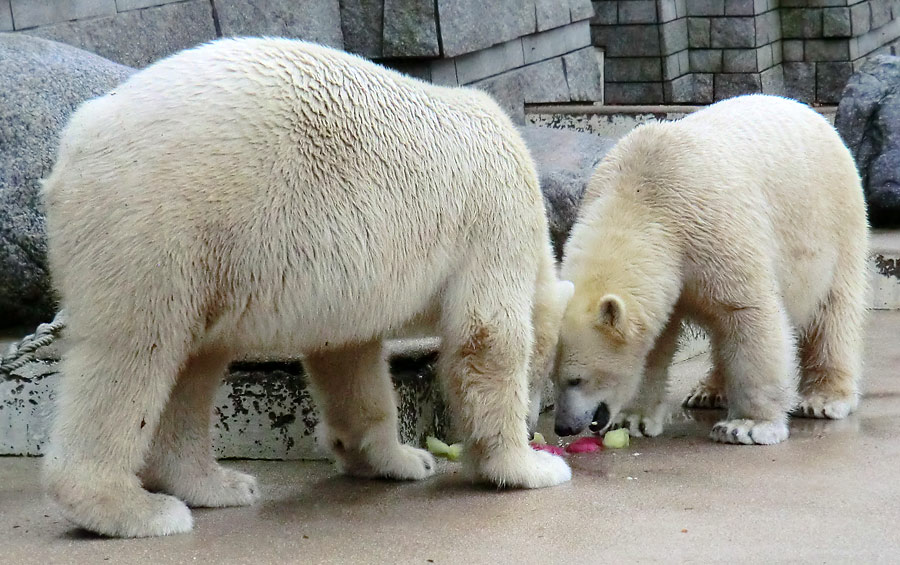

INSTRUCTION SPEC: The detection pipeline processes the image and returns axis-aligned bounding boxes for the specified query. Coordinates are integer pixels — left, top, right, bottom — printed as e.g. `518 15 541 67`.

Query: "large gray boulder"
0 34 134 329
521 126 616 259
835 55 900 227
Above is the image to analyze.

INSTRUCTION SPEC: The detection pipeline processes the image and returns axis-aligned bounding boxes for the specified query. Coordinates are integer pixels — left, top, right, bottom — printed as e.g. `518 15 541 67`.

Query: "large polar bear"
41 38 572 538
553 95 868 446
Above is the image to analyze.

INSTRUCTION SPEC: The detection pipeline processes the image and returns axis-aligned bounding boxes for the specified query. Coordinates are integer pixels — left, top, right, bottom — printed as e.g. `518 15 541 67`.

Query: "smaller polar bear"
553 95 869 445
41 38 572 538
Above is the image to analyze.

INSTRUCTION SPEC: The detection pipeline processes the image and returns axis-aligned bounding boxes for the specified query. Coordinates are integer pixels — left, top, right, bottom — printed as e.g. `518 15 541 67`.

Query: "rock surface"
215 0 344 49
0 35 134 330
835 55 900 227
521 126 616 259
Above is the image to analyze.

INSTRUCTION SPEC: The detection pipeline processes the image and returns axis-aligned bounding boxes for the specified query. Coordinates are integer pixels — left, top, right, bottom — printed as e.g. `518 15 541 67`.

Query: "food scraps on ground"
602 428 630 449
430 429 632 462
565 436 604 453
528 429 633 456
426 436 463 461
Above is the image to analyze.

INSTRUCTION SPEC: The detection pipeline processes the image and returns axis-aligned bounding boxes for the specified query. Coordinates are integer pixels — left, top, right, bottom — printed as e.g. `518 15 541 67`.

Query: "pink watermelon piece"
565 436 604 454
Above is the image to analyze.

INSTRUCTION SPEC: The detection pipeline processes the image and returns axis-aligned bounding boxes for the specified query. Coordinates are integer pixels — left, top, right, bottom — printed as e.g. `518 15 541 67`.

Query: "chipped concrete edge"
0 333 704 460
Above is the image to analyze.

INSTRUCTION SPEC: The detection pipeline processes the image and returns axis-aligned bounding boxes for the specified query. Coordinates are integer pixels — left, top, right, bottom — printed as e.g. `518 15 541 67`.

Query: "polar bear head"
552 290 653 437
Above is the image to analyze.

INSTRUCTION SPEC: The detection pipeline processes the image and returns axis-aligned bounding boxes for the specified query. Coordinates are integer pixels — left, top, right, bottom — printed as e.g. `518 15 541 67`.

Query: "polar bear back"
42 38 547 352
581 94 867 328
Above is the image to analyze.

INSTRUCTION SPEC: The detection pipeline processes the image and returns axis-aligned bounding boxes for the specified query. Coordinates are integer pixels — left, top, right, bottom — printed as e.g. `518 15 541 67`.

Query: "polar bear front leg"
140 349 259 508
304 341 436 481
709 301 797 445
438 272 571 489
613 315 682 437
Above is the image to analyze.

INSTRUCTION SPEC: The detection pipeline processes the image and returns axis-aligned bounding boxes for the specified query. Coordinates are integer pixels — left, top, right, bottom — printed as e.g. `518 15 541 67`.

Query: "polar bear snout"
554 403 610 437
554 401 609 437
554 388 602 436
554 420 584 438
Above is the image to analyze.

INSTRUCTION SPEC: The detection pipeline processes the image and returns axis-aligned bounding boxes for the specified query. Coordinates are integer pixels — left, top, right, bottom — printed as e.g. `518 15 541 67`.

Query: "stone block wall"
781 0 900 103
6 0 222 67
592 0 900 104
591 0 679 103
2 0 603 121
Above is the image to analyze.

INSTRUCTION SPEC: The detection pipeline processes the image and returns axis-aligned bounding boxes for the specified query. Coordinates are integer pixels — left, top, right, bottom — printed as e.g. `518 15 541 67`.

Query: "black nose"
555 423 580 437
589 403 611 433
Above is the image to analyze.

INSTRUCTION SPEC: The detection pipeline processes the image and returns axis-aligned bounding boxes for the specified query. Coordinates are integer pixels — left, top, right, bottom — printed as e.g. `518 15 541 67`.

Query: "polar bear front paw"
710 418 788 445
793 393 856 420
367 444 436 481
477 447 572 489
610 410 666 437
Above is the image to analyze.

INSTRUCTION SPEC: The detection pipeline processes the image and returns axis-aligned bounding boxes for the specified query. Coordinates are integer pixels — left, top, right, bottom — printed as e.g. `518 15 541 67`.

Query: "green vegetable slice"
426 436 451 456
602 428 630 449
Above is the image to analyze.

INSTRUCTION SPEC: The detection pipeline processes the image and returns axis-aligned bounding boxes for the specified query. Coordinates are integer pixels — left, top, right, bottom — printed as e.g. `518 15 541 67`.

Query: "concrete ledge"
1 331 708 459
0 339 449 460
871 230 900 310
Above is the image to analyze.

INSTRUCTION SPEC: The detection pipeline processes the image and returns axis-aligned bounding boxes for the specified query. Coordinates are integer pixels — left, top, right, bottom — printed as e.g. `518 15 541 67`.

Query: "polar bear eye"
567 378 584 387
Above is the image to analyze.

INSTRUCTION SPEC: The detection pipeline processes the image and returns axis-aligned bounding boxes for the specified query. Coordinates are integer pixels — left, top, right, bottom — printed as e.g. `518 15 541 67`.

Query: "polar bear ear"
556 280 575 306
597 294 627 332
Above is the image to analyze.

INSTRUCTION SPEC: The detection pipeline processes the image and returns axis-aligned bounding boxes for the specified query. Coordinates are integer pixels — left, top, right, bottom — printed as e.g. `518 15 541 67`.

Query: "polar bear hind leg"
43 332 194 537
794 254 867 420
684 334 728 409
305 340 436 480
140 348 259 507
683 366 728 409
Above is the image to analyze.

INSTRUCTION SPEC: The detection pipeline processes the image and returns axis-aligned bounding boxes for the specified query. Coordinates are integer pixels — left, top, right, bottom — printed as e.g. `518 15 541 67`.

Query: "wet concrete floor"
2 311 899 564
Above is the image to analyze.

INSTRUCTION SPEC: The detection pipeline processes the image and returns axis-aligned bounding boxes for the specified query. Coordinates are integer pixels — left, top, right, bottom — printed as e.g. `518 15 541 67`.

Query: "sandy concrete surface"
2 311 899 564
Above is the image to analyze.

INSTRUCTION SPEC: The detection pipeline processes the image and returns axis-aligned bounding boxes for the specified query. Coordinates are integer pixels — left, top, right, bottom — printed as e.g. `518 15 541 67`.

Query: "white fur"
41 38 571 538
554 95 869 445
